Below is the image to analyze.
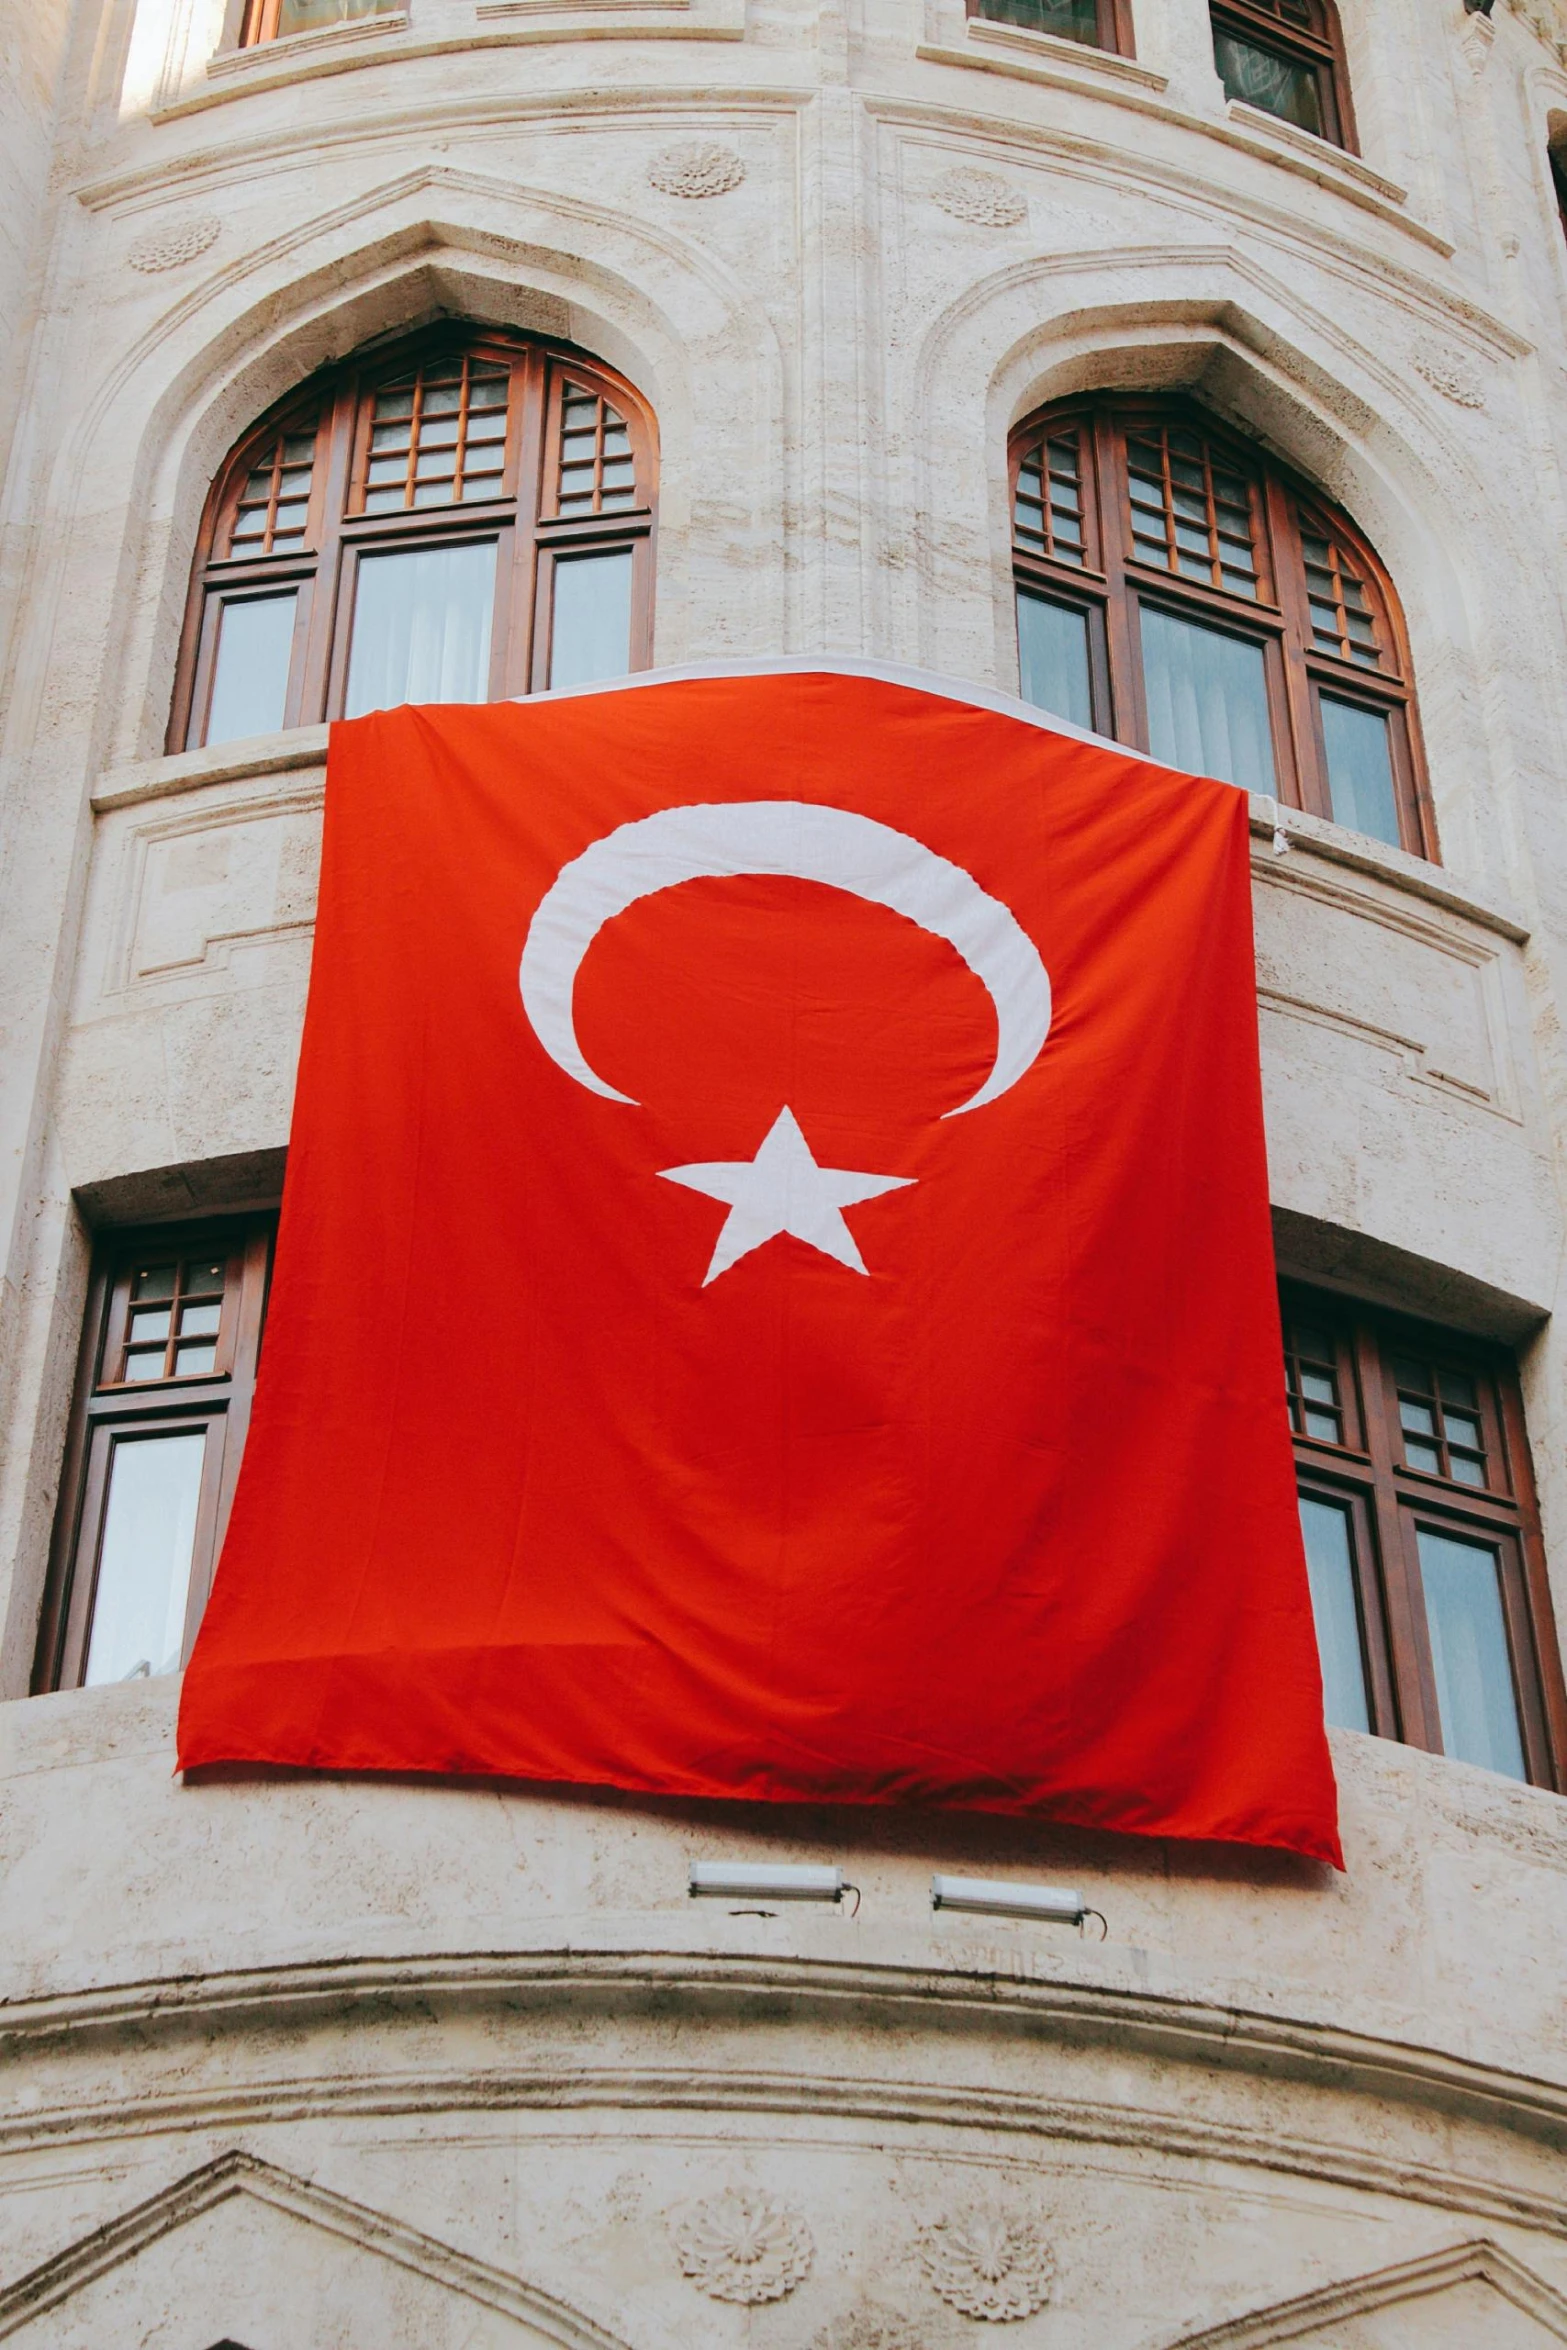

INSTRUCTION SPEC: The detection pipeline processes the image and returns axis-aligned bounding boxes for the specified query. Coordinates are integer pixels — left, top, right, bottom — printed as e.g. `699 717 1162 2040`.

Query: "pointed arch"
169 318 658 752
1008 388 1435 859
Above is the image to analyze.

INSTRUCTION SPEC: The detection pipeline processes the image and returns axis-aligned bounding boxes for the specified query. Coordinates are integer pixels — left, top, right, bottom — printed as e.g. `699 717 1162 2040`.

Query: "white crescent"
518 799 1050 1117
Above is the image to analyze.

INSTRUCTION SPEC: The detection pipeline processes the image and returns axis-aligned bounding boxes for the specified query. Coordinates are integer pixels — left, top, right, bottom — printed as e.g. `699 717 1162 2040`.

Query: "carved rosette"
127 216 221 273
918 2200 1055 2321
647 141 746 198
931 170 1027 227
670 2186 813 2303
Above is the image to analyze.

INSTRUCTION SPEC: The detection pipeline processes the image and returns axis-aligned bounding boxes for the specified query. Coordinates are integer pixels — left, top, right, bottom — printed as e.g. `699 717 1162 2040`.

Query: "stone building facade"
5 0 1567 2339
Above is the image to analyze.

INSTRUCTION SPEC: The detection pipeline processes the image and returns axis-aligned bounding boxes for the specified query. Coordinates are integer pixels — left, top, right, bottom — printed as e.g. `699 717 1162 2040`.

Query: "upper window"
1210 0 1355 149
1010 395 1435 857
1283 1284 1567 1788
171 326 657 752
33 1218 275 1693
967 0 1135 57
235 0 392 42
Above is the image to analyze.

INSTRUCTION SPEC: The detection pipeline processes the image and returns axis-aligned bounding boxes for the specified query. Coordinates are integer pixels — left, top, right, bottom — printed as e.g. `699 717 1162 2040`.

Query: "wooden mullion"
1093 410 1141 749
1498 1371 1567 1787
30 1250 112 1693
1258 474 1313 814
1354 1319 1433 1748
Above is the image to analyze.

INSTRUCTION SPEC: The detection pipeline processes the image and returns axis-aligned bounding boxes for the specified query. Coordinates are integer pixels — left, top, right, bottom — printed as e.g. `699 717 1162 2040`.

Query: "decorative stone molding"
917 2199 1055 2321
127 216 220 272
648 141 745 197
1412 346 1486 410
669 2186 813 2302
815 2307 935 2350
931 169 1026 226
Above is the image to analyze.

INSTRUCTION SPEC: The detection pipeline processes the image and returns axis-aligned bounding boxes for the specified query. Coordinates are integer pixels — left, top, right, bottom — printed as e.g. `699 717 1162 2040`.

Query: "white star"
660 1106 914 1286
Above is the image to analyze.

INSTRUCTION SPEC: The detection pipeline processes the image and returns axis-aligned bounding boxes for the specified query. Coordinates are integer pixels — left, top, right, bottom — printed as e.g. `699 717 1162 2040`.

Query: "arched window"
1209 0 1355 150
171 325 657 752
1010 395 1434 857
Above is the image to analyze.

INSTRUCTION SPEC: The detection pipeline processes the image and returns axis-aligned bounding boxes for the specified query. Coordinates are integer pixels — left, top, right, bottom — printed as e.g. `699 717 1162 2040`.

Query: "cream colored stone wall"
4 0 1567 2338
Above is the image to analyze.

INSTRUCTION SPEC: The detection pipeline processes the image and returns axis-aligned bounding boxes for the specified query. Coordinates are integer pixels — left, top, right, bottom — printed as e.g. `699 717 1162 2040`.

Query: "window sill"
1247 795 1527 945
1223 99 1407 205
204 9 410 81
94 729 329 815
960 18 1167 90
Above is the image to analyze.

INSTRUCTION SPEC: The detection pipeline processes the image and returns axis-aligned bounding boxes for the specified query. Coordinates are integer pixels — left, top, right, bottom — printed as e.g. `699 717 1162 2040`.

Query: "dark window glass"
1213 27 1323 131
1208 0 1351 149
33 1217 275 1694
1009 397 1433 856
1280 1283 1563 1788
967 0 1132 52
240 0 392 40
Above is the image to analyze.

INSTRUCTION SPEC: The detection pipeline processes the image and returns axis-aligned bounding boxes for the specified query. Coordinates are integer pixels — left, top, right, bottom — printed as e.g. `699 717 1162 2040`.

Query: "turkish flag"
177 666 1340 1864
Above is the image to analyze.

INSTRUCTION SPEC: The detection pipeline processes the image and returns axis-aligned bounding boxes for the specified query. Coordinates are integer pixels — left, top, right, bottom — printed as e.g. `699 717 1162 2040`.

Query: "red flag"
177 666 1340 1864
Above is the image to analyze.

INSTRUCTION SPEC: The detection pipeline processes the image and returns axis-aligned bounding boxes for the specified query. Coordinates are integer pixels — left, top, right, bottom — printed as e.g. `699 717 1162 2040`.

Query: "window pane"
1298 1495 1370 1733
974 0 1101 40
276 0 387 28
1319 696 1401 848
344 539 497 718
204 592 298 747
83 1431 207 1685
549 551 634 691
1213 27 1325 134
1139 603 1276 792
1417 1528 1526 1780
1017 593 1093 730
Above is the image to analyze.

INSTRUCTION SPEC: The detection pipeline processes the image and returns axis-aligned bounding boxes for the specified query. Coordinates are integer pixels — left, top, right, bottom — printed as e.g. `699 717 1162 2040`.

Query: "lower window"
33 1217 274 1692
1282 1283 1565 1785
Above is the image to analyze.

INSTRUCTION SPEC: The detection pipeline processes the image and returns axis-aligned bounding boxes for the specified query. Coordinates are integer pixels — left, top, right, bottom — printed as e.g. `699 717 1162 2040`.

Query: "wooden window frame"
169 326 657 752
1009 395 1438 860
1282 1280 1567 1788
965 0 1136 58
234 0 392 43
32 1216 275 1694
1209 0 1357 153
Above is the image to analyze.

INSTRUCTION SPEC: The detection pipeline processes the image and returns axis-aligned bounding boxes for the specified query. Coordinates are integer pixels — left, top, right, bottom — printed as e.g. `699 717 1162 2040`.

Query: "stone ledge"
1246 796 1530 944
961 19 1169 90
1222 99 1408 203
204 9 410 81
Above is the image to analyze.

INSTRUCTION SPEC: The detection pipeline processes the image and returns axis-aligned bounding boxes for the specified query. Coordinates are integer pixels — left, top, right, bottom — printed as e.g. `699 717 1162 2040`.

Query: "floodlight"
930 1872 1086 1925
689 1861 845 1901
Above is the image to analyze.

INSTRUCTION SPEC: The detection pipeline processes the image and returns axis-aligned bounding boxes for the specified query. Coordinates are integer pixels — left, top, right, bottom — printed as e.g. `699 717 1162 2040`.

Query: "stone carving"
918 2198 1055 2321
127 216 221 272
1412 346 1486 410
931 169 1027 227
648 141 745 197
669 2186 813 2302
815 2308 933 2350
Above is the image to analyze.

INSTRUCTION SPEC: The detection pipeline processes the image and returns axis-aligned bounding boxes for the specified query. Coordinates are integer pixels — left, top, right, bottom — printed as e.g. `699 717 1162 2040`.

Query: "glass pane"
204 592 298 747
83 1431 207 1685
1139 604 1276 792
1405 1441 1441 1474
1213 27 1325 133
175 1343 218 1377
1418 1528 1526 1779
1319 696 1401 848
344 539 497 718
549 552 634 691
1399 1400 1436 1437
1450 1455 1486 1489
1391 1354 1430 1393
129 1308 171 1344
1298 1495 1370 1732
1303 1410 1339 1441
180 1301 222 1339
123 1350 167 1385
276 0 387 29
1017 593 1094 730
974 0 1100 38
133 1264 178 1302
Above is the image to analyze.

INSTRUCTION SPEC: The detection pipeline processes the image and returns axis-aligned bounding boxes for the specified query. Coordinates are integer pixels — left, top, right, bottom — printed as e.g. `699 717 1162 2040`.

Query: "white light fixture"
689 1861 845 1902
930 1872 1086 1925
